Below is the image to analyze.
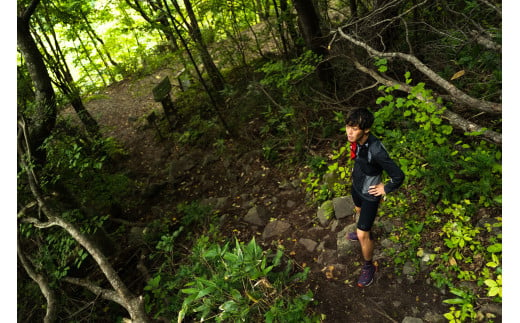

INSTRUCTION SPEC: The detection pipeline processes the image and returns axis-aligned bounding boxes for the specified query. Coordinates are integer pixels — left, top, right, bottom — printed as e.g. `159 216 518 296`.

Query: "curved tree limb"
17 121 150 322
17 238 58 323
470 30 501 51
335 28 502 114
351 59 501 145
62 277 124 306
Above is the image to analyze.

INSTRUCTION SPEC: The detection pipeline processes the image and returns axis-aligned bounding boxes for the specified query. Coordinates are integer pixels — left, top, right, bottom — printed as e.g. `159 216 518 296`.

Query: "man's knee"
357 229 374 241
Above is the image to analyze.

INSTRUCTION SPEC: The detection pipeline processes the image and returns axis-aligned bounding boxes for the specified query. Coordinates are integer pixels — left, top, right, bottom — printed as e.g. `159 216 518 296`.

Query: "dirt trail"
79 70 449 323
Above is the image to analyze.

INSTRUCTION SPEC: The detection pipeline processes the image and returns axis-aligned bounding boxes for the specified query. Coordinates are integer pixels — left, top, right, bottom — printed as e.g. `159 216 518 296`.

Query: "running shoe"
357 262 378 287
347 231 359 241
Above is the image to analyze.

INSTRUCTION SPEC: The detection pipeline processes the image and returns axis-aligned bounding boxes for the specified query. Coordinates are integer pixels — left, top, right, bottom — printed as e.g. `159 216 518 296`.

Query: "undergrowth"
299 63 502 321
143 203 319 322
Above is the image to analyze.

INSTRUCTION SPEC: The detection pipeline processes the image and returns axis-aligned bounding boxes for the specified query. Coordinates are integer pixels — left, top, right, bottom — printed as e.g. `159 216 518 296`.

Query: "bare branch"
17 121 151 322
477 0 501 16
62 277 124 306
470 30 501 51
17 238 58 323
17 201 38 218
21 216 58 229
335 28 502 114
351 59 501 145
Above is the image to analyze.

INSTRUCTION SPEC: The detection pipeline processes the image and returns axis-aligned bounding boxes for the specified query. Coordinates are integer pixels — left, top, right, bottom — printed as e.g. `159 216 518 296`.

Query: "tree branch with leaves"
17 119 151 323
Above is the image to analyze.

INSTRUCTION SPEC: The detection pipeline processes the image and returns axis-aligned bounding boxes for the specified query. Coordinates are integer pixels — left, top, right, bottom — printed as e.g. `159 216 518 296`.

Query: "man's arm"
373 146 405 194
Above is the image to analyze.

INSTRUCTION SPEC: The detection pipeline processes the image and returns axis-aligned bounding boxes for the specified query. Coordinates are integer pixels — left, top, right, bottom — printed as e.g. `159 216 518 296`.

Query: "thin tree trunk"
292 0 335 90
178 0 226 92
280 0 302 56
80 19 116 83
162 0 234 136
75 30 108 87
272 0 289 58
349 0 358 18
33 13 100 136
79 10 119 68
125 0 179 51
17 0 57 166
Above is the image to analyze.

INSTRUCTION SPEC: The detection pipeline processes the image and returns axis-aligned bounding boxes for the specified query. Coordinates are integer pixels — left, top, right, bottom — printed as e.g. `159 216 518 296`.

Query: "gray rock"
378 219 395 233
317 200 334 226
403 261 416 275
299 238 318 252
317 249 338 265
480 303 502 316
244 205 269 226
262 221 291 239
201 196 229 210
330 219 340 232
423 311 444 323
286 200 296 208
402 317 423 323
322 172 337 187
332 196 355 219
337 224 359 261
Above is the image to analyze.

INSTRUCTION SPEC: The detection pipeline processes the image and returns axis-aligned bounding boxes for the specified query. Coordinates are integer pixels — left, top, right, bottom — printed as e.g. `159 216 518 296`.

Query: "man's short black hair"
346 108 374 130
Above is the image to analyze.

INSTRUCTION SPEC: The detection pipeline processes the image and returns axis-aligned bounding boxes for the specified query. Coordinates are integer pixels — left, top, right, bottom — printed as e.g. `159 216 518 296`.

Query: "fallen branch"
351 58 501 145
17 238 58 323
62 277 124 306
17 120 151 322
335 28 501 114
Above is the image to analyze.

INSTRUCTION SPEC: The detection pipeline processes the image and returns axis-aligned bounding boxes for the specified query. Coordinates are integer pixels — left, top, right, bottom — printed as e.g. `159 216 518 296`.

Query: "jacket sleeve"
372 143 405 194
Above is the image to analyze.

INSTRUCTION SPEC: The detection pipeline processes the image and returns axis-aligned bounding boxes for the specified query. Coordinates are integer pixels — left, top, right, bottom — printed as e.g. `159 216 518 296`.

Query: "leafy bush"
41 131 131 210
145 236 318 322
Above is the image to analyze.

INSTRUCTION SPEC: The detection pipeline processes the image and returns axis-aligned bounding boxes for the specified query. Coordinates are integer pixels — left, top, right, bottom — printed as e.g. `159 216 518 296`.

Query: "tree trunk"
280 0 302 56
349 0 358 18
17 0 57 166
162 0 234 136
80 10 119 69
181 0 226 92
272 0 289 57
17 128 151 322
125 0 179 52
33 13 101 136
292 0 335 90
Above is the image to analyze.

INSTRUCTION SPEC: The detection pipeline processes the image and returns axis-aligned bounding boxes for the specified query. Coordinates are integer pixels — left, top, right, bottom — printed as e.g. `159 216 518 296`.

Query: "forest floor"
75 68 453 323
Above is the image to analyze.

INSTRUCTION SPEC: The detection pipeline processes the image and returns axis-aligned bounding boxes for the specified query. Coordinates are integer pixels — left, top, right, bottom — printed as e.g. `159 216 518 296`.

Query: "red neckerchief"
350 142 357 159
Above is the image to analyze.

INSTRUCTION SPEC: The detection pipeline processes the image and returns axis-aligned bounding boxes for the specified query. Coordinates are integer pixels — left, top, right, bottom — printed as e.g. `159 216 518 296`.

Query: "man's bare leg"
357 228 374 262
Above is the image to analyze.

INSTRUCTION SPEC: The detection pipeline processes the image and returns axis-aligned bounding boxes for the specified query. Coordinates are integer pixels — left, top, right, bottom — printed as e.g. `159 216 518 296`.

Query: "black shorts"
351 187 381 231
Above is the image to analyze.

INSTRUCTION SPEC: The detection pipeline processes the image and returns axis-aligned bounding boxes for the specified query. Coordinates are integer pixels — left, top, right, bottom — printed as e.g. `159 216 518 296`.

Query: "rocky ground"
71 69 496 322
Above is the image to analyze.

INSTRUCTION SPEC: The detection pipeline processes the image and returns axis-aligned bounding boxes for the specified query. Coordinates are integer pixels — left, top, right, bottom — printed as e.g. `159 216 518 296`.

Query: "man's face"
345 125 368 143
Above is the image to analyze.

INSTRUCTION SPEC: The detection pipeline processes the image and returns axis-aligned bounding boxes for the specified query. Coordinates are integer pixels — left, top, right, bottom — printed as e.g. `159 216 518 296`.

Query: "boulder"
317 200 334 226
332 196 355 219
244 205 269 226
262 221 291 239
299 238 318 252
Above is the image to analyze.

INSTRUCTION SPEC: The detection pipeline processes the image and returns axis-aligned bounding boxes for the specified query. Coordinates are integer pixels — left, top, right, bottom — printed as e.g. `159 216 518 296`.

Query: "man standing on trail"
345 108 405 287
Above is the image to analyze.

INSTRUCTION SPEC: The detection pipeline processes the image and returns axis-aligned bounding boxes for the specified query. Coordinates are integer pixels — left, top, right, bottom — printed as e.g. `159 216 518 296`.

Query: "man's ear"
364 128 371 135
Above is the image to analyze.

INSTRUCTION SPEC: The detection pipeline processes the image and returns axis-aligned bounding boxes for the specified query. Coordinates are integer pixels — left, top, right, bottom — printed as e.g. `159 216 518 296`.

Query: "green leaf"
487 243 502 253
181 287 199 295
484 279 497 288
443 298 465 305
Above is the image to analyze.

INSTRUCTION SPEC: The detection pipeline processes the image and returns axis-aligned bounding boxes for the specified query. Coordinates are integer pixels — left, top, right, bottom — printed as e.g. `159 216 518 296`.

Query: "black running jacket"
351 133 405 202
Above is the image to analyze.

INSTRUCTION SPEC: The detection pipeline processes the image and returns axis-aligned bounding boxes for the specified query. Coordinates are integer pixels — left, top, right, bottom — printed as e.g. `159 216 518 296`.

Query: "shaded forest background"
15 0 505 322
